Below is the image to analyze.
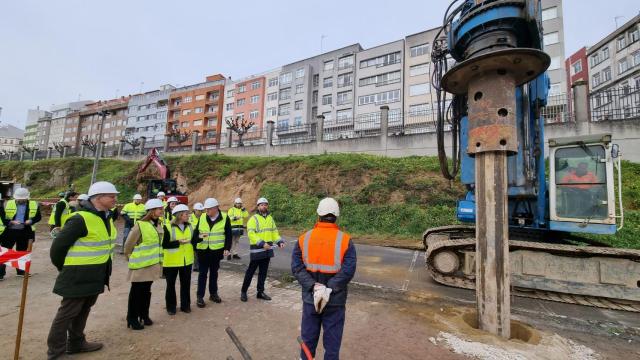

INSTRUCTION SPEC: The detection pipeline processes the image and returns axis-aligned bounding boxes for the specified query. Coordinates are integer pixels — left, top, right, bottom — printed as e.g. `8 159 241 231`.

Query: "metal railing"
590 86 640 121
272 123 316 145
541 93 572 124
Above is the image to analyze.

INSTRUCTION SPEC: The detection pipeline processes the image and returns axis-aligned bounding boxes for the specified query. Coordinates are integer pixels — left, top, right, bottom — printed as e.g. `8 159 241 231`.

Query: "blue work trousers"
300 302 345 360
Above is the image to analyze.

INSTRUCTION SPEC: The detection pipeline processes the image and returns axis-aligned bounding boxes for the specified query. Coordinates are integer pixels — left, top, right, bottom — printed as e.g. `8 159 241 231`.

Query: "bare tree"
166 127 192 148
123 136 141 152
52 142 66 156
81 136 98 154
225 116 255 146
22 145 37 154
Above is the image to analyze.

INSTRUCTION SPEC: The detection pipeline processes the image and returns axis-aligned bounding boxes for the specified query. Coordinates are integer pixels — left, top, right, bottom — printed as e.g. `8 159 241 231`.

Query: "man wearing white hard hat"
192 197 232 307
162 203 195 314
227 197 249 260
156 191 167 208
240 197 285 302
292 197 356 360
163 196 180 224
119 194 146 254
47 181 119 359
123 198 164 330
0 187 41 279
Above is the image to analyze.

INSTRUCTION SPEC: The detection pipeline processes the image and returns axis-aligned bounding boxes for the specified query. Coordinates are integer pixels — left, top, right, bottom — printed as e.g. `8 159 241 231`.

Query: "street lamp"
90 110 109 185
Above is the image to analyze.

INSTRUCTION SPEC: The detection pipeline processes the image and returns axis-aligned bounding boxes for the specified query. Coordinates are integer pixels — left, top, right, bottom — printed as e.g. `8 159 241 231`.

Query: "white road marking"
401 251 420 291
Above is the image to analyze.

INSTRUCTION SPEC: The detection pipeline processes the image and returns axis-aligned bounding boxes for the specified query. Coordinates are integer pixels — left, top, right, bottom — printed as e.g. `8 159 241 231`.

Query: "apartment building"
354 40 404 133
126 85 174 149
167 74 225 150
35 101 91 149
221 74 268 146
23 108 46 147
263 68 282 130
565 46 589 115
542 0 567 96
78 97 130 153
0 124 24 153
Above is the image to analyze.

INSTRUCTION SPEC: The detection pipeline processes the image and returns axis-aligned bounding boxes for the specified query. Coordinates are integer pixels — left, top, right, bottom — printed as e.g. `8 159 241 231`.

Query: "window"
182 109 192 116
313 74 319 87
590 53 601 67
410 43 429 57
207 118 217 127
359 71 401 86
236 112 245 121
280 72 292 84
619 58 630 74
205 130 216 139
195 107 203 114
630 28 640 43
358 89 401 105
279 87 291 100
312 90 318 104
543 32 559 46
337 73 353 87
603 67 612 82
277 119 289 130
634 76 640 89
410 63 429 76
617 36 627 51
138 116 145 122
322 94 332 105
226 103 234 110
296 68 305 78
184 96 192 103
249 110 259 119
360 51 401 68
251 81 261 90
208 106 217 113
226 90 234 98
632 51 640 67
549 56 562 70
250 95 260 104
181 121 189 128
322 111 332 122
323 77 333 88
549 83 561 95
336 109 352 123
541 6 558 21
195 94 205 101
571 60 582 75
267 107 277 117
267 92 278 101
238 85 246 93
337 91 352 105
193 120 203 126
294 116 303 126
409 103 430 116
602 47 610 60
295 84 304 94
268 77 278 87
278 103 290 116
324 60 334 71
592 73 601 87
295 100 303 110
237 98 246 106
338 55 354 70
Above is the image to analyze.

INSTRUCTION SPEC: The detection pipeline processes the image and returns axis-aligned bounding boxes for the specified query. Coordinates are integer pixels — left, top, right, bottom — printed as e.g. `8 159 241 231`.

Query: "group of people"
0 180 356 360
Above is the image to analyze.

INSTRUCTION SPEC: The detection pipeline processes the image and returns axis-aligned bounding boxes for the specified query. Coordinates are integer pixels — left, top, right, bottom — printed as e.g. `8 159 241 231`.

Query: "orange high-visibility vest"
298 222 350 274
561 171 598 190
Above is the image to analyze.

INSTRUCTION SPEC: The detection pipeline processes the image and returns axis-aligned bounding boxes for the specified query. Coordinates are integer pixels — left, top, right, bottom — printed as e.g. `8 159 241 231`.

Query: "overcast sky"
0 0 638 128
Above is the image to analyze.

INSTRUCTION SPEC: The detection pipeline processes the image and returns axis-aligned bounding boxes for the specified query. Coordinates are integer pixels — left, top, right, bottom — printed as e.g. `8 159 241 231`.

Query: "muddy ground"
1 226 638 359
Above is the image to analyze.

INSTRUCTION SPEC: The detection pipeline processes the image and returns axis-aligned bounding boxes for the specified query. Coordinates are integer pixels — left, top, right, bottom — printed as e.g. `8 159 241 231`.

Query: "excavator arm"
138 148 170 179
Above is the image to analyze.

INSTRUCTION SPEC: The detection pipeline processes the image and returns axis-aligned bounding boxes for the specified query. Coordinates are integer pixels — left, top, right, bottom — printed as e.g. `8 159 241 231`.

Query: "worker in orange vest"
291 198 356 360
561 162 598 189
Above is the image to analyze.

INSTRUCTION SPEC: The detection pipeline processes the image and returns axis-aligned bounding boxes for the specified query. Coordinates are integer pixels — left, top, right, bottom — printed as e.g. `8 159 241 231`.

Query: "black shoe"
240 292 248 302
257 292 271 301
233 254 241 259
227 255 232 260
127 319 144 330
196 298 206 308
67 340 104 353
0 276 4 281
181 307 191 313
167 309 176 316
141 316 153 326
210 293 222 303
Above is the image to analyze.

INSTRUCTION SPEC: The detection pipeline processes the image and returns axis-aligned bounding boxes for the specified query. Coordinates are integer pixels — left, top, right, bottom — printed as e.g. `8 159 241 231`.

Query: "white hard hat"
14 188 30 200
256 197 268 205
172 204 189 215
88 181 119 197
157 191 165 197
133 194 143 200
167 196 179 203
193 202 204 211
234 197 243 204
317 197 340 217
78 194 89 201
144 198 164 211
203 198 219 209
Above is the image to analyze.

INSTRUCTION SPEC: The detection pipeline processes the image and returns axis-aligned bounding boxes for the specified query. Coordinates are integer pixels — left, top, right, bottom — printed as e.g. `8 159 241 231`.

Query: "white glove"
318 287 332 314
313 284 326 313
